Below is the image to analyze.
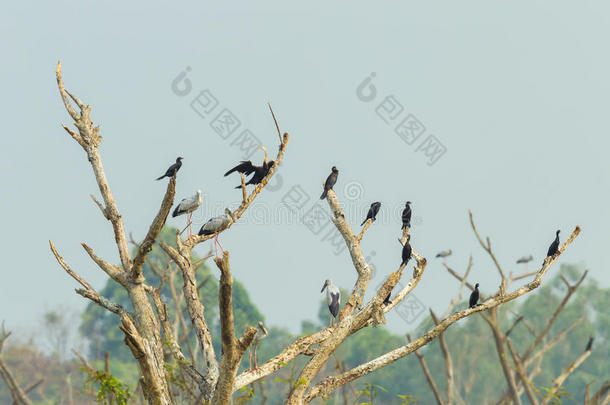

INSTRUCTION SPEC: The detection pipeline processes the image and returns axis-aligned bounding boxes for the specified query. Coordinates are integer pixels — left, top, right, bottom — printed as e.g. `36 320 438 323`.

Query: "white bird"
172 190 202 237
435 249 452 259
198 208 234 257
249 321 268 371
321 279 341 328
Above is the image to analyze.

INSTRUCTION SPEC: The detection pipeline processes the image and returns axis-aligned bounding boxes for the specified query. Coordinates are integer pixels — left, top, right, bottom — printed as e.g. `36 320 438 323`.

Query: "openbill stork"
436 249 452 259
249 321 268 371
198 208 234 257
172 190 202 237
321 279 340 327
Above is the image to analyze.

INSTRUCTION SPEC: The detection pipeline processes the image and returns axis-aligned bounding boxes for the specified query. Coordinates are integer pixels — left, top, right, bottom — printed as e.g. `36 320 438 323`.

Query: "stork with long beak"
321 279 341 328
224 146 275 188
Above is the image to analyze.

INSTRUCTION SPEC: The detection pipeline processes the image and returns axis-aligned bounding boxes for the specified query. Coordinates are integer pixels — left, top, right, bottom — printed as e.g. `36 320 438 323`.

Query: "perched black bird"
320 166 339 199
383 291 392 306
224 147 274 188
156 157 183 180
546 230 561 257
401 201 412 231
469 283 480 308
585 336 594 352
401 234 412 267
361 202 381 226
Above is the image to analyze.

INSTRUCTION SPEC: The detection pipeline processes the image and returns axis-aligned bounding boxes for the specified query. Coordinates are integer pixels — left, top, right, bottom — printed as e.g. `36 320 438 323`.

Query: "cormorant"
198 208 234 257
361 202 381 226
401 234 412 267
469 283 480 308
585 336 594 352
516 255 533 264
321 279 341 327
172 190 202 237
383 291 392 306
249 321 268 370
156 157 183 180
401 201 412 231
224 147 274 188
320 166 339 199
546 230 560 257
436 249 452 259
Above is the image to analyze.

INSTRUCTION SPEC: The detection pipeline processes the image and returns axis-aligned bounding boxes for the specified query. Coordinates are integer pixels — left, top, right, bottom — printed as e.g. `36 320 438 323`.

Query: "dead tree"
0 322 34 405
50 62 581 404
410 212 592 404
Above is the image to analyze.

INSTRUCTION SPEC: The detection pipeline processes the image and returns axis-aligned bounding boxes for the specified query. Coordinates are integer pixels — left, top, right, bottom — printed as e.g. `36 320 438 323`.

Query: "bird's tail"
320 190 327 200
155 175 165 181
361 218 368 226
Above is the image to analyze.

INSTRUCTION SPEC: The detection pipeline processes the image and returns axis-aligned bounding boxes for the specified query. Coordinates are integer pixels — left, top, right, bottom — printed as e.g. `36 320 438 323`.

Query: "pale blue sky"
1 1 608 337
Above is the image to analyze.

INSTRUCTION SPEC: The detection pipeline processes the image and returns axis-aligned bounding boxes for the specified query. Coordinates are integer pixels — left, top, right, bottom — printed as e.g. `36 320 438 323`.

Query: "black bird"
546 230 560 257
361 202 381 226
401 234 412 267
516 255 533 264
224 147 274 188
401 201 412 231
585 336 594 352
469 283 480 308
320 166 339 199
383 291 392 306
156 157 183 180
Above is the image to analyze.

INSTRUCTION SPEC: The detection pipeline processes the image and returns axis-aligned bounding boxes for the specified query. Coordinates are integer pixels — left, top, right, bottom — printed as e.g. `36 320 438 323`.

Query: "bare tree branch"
408 334 445 405
303 224 580 403
212 252 257 405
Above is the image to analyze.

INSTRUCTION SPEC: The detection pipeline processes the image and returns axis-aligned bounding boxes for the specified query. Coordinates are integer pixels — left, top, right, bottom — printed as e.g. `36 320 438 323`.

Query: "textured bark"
0 324 33 405
540 348 592 405
304 225 580 403
212 252 257 405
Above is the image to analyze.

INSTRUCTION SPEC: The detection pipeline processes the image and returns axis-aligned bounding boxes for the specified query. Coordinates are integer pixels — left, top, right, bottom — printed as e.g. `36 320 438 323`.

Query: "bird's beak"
321 282 328 293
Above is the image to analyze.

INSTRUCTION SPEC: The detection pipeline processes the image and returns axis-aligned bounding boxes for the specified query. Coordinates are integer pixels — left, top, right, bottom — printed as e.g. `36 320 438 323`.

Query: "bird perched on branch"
585 336 594 352
156 157 183 180
436 249 452 259
469 283 480 308
321 279 340 327
546 230 560 257
383 291 392 306
224 146 274 188
198 208 234 257
320 166 338 199
361 202 381 226
249 321 268 371
401 234 412 267
516 255 533 264
401 201 412 231
172 190 202 237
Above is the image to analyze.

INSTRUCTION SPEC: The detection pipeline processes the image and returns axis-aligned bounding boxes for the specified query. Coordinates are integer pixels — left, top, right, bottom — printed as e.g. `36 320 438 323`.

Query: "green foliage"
234 385 255 405
81 367 132 405
356 383 387 404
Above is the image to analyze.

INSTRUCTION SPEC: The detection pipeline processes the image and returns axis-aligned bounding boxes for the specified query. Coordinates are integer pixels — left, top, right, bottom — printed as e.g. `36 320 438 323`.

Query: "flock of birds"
155 156 564 369
157 147 275 257
316 167 564 328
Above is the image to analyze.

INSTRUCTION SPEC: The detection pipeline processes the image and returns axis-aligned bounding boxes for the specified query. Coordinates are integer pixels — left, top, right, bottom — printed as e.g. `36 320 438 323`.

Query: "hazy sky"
1 1 608 338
